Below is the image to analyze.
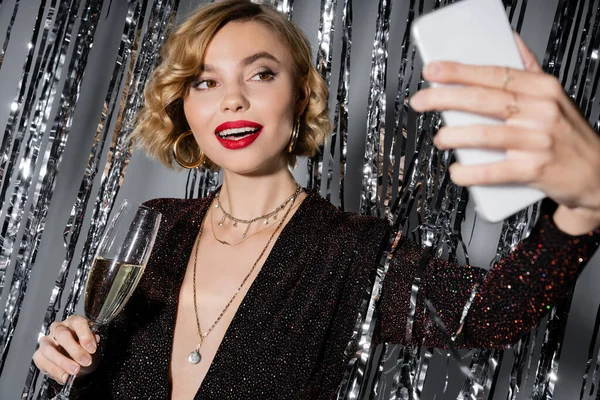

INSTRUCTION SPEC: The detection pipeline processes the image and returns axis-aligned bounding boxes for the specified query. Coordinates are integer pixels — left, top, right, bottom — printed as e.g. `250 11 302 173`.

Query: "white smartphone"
412 0 545 223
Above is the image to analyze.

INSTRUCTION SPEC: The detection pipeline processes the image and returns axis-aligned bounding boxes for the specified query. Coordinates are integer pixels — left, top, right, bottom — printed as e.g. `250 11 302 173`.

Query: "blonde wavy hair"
131 0 330 169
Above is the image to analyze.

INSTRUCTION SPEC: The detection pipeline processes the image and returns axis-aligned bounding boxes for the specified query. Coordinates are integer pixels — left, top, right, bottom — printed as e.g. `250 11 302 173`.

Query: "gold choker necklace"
214 183 302 239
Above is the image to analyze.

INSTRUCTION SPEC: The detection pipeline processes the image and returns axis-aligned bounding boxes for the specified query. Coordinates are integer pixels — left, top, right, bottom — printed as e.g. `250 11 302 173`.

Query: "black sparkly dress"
54 189 599 399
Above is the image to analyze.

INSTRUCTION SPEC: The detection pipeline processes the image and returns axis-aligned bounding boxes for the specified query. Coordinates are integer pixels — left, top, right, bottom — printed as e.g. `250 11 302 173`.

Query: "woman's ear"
295 78 311 116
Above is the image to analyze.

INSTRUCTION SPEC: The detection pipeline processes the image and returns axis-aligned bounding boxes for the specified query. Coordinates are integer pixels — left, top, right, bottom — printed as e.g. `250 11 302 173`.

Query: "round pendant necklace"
188 187 302 364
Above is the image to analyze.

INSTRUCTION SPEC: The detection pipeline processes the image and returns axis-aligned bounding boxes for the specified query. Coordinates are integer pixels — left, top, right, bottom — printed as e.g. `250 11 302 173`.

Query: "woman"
34 1 600 399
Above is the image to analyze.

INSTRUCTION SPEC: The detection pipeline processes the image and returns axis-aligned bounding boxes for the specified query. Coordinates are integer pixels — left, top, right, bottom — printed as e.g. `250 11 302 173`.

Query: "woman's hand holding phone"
410 34 600 234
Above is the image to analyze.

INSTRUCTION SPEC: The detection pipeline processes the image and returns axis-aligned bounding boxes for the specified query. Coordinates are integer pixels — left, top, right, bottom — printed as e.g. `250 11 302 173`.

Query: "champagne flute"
52 200 161 399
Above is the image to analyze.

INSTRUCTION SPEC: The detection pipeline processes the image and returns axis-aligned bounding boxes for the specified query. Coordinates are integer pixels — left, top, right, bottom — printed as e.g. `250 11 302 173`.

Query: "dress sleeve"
376 200 600 349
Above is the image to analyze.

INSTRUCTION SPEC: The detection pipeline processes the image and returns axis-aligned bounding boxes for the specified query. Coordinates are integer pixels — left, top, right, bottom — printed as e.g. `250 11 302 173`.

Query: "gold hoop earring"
288 117 300 153
173 130 205 169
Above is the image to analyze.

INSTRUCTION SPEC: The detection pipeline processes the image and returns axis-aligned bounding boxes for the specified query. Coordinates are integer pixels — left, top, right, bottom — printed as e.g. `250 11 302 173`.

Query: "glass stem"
60 374 76 397
89 322 100 334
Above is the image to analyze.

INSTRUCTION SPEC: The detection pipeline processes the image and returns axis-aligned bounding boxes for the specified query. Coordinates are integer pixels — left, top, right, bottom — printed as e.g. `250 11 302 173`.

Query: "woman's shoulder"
300 193 391 271
142 196 209 209
304 190 390 238
141 196 211 227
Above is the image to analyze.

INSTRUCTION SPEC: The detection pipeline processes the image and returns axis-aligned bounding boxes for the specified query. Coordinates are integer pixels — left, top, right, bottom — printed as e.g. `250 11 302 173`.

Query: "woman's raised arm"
376 199 600 349
375 34 600 349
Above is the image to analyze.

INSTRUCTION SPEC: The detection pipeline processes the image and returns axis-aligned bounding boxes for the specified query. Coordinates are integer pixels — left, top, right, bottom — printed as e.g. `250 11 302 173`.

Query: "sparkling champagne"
84 257 145 325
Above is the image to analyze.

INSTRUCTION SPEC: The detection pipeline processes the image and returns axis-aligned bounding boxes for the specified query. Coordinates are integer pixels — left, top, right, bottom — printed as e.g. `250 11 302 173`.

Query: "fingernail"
85 343 96 353
424 62 439 77
95 334 100 344
409 93 423 109
81 356 92 366
70 364 80 375
61 372 70 384
434 129 448 147
449 165 457 179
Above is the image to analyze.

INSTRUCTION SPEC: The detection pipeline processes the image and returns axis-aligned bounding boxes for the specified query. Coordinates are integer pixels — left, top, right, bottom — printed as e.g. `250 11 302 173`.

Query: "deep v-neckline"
166 190 313 398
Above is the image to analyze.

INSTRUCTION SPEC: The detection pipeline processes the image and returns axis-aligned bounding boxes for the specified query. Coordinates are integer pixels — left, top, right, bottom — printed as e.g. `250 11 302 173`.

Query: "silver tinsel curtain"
0 0 179 397
0 0 599 399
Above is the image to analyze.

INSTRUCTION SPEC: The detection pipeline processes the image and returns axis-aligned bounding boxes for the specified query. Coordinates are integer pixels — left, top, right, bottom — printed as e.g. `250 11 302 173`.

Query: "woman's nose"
221 86 250 113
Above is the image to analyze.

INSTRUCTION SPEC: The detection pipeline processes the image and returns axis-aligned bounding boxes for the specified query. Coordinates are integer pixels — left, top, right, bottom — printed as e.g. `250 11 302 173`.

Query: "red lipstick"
215 120 263 150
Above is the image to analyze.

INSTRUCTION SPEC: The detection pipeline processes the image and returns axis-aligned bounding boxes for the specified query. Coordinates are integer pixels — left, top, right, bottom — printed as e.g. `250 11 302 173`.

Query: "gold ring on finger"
502 66 513 92
505 92 520 119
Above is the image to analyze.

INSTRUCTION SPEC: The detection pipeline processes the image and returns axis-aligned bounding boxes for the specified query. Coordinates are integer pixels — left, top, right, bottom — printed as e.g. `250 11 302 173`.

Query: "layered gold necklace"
187 184 303 365
214 183 302 241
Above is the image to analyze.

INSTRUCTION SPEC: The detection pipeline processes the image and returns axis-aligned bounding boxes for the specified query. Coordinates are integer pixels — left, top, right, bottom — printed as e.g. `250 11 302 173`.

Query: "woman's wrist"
552 204 600 235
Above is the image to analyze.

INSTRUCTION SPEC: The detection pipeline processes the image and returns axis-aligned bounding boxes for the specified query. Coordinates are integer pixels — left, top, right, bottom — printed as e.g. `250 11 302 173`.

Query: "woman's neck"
219 169 299 221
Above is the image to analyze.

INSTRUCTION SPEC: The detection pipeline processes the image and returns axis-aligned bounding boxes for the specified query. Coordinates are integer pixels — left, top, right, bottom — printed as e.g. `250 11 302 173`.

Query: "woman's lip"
214 120 263 134
215 128 263 150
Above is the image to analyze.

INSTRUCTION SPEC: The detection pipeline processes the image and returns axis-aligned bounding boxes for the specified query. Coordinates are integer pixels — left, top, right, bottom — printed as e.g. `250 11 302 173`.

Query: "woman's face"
183 21 304 175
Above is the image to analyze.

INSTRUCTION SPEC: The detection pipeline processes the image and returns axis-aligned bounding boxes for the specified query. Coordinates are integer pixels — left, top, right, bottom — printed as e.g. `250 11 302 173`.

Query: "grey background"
0 0 598 399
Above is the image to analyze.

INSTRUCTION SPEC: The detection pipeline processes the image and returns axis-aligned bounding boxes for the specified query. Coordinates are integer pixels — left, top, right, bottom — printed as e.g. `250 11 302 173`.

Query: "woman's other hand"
33 315 99 384
409 34 600 234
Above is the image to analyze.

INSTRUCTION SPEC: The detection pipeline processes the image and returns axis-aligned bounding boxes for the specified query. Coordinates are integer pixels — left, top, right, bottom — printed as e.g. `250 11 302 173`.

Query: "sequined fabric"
377 199 600 349
49 190 600 399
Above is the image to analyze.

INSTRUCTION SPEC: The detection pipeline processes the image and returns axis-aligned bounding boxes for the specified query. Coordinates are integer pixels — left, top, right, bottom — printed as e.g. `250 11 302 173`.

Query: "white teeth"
217 127 259 137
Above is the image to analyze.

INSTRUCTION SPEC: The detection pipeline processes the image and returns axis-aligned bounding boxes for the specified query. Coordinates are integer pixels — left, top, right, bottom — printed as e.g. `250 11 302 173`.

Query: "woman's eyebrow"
200 51 280 72
240 51 280 67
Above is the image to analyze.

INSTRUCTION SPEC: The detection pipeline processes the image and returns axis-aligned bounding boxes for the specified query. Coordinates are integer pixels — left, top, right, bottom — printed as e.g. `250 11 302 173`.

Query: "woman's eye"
251 70 275 81
193 79 218 90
